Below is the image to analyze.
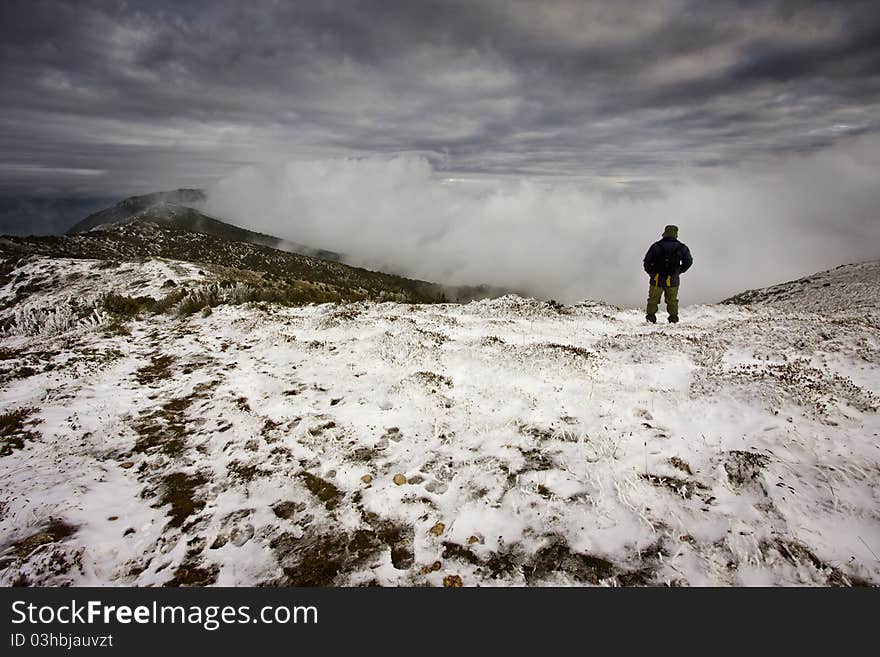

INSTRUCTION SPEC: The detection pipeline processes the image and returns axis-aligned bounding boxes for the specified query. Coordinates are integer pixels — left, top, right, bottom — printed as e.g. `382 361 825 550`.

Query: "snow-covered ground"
1 256 878 586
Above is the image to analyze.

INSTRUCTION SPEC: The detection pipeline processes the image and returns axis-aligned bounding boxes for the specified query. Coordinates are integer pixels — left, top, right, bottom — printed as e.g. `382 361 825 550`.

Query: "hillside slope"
66 189 343 262
0 220 491 304
66 189 208 233
723 260 880 314
0 257 877 586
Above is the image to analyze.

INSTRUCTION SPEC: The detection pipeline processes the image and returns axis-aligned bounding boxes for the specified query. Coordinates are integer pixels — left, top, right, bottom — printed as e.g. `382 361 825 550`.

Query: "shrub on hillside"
101 293 155 317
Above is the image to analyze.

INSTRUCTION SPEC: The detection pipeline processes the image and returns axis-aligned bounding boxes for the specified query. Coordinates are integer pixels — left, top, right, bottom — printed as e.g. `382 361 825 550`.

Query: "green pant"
647 284 679 319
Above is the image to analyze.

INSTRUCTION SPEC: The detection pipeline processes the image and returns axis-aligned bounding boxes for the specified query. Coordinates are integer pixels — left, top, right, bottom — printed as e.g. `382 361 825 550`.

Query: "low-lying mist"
205 135 880 307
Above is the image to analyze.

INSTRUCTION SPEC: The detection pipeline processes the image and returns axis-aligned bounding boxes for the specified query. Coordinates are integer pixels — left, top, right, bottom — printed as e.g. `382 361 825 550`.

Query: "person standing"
643 225 693 323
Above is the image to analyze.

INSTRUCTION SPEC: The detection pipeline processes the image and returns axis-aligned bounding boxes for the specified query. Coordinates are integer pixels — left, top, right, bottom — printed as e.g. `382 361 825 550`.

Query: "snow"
1 256 878 586
2 256 206 306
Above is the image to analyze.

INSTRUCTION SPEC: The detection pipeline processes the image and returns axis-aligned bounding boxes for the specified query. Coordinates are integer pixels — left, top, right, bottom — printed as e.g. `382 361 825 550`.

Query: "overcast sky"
2 1 878 303
2 0 879 196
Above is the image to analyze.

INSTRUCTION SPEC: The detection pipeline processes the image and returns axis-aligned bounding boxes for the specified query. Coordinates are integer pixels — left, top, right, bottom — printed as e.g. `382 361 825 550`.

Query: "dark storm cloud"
1 0 880 195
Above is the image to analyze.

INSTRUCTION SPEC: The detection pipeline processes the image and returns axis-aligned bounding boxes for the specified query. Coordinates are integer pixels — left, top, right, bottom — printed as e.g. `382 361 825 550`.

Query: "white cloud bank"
206 134 880 307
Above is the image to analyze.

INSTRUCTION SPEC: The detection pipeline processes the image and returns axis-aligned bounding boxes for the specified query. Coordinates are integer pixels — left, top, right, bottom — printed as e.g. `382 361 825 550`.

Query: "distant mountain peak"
66 188 207 234
64 189 344 263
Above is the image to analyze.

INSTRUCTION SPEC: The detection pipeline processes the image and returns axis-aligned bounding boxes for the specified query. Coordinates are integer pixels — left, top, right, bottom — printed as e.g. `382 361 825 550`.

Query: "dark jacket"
643 237 692 287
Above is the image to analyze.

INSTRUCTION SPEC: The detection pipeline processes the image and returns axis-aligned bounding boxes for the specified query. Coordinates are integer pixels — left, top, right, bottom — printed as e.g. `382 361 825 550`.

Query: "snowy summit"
0 254 878 586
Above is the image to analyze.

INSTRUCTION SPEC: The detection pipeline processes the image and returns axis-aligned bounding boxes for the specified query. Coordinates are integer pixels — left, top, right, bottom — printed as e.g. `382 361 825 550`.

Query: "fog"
206 134 880 307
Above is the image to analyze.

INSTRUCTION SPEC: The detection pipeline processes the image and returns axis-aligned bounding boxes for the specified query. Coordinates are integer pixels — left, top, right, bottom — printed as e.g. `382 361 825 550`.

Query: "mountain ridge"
66 188 344 263
66 188 207 234
0 217 505 304
723 259 880 313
